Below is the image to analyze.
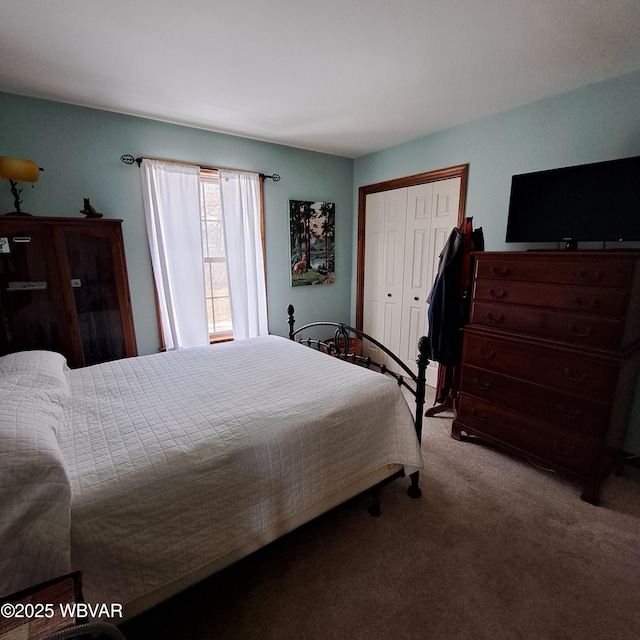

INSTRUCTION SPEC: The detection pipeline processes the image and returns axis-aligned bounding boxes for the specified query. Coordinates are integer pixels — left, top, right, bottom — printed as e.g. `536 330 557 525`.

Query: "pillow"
0 350 70 395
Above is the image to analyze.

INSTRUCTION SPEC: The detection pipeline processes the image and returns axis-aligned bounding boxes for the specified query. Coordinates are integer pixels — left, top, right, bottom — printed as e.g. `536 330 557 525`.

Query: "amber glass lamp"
0 156 43 215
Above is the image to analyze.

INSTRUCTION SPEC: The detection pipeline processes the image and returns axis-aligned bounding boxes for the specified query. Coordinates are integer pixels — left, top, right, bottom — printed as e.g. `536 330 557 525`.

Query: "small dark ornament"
80 198 103 218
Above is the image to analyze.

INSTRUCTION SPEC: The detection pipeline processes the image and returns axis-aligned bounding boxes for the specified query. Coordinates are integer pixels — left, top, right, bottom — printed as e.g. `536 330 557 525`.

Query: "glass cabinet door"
62 229 126 366
0 226 70 357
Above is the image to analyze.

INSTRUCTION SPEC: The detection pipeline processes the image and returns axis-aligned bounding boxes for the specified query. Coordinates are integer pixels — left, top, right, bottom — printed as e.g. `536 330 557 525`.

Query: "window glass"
199 171 232 337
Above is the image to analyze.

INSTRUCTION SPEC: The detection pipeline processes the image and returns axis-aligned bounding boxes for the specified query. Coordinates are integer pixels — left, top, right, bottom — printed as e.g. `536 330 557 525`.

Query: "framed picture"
289 199 335 286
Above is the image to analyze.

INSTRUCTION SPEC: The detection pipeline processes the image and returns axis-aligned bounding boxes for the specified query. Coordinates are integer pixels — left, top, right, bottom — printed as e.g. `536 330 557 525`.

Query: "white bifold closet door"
363 178 460 380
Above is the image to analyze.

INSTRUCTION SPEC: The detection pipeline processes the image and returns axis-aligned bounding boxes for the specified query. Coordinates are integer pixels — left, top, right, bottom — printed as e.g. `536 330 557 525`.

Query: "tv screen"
505 155 640 246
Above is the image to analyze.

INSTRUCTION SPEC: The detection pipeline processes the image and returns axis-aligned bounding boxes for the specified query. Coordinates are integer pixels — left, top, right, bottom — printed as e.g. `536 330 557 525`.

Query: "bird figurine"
80 198 103 218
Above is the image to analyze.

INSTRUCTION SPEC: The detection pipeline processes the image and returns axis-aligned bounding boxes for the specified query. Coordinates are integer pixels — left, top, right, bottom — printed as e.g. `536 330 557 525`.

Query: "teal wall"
0 92 354 355
353 68 640 454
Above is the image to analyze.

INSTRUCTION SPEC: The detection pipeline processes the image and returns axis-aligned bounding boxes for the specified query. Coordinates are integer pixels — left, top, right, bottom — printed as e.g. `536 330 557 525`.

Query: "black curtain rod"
119 154 281 181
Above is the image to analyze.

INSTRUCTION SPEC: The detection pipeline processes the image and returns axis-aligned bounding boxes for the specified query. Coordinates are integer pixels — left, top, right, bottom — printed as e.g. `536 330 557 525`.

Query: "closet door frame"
356 164 468 330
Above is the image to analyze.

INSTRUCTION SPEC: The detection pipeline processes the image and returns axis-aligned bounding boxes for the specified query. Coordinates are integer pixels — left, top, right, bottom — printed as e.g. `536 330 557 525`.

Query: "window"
199 170 232 338
141 158 268 349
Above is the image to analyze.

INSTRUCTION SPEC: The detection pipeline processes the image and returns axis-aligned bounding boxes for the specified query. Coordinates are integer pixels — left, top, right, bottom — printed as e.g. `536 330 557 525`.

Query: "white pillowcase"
0 350 70 394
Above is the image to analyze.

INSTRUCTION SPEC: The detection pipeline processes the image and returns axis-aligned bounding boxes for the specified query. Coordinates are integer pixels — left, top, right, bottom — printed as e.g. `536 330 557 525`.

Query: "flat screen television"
505 155 640 249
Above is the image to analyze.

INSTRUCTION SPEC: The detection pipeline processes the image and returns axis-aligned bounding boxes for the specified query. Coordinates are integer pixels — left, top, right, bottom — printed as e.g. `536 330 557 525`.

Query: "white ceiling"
2 0 640 158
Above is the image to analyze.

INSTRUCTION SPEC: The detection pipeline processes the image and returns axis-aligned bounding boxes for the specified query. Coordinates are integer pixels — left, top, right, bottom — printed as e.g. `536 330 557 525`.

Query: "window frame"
150 162 267 350
198 169 267 344
199 169 233 342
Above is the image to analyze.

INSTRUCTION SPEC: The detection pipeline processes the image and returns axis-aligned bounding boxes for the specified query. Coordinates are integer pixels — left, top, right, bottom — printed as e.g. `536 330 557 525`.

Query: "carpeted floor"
120 400 640 640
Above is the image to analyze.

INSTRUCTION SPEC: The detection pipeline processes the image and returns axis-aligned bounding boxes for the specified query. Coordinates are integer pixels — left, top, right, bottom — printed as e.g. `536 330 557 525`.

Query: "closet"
358 169 465 377
0 216 137 367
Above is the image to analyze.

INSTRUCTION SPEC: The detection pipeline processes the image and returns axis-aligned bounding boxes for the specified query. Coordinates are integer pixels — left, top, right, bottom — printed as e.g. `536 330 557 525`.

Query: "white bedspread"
51 336 422 613
0 351 72 597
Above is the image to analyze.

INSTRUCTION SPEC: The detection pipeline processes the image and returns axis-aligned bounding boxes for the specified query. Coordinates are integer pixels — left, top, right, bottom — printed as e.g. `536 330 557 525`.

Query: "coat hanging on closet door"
427 218 484 404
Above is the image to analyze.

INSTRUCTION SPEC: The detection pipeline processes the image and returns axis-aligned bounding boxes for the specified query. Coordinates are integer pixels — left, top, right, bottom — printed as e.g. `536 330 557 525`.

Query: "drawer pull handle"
577 270 601 283
473 378 491 391
564 368 589 383
477 348 496 360
558 404 583 420
490 267 510 278
574 297 597 310
471 408 488 421
554 440 577 457
485 313 504 324
569 324 592 338
488 289 507 300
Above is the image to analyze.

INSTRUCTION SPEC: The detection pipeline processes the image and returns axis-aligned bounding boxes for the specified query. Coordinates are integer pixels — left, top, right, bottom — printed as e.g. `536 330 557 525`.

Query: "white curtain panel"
219 170 269 339
140 159 209 350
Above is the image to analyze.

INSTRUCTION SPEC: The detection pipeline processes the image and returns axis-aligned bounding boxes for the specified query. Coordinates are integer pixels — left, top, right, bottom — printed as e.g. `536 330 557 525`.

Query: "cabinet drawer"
470 301 623 349
474 255 635 288
461 329 620 402
460 365 611 437
472 279 628 317
456 395 603 476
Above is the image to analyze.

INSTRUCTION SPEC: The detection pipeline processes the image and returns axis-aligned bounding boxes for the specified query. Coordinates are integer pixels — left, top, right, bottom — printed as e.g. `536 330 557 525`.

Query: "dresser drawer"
474 255 635 288
470 301 624 349
472 279 628 317
461 329 620 402
460 365 611 437
456 395 603 476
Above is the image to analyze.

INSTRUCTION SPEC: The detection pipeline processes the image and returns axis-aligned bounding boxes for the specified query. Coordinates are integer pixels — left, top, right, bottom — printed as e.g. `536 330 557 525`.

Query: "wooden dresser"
452 251 640 504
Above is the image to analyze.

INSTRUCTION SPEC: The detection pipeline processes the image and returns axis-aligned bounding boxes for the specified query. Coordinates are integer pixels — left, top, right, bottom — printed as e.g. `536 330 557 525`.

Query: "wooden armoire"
0 216 137 367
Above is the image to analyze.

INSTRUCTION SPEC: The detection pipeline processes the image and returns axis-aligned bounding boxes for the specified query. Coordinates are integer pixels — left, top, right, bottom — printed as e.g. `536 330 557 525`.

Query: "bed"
0 307 428 620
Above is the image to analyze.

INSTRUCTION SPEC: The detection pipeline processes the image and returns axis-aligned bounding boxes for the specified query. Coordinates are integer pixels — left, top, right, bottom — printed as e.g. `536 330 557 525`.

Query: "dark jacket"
427 228 465 366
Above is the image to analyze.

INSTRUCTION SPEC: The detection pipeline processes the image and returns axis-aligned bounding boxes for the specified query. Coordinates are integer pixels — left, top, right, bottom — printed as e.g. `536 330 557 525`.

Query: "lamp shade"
0 156 40 182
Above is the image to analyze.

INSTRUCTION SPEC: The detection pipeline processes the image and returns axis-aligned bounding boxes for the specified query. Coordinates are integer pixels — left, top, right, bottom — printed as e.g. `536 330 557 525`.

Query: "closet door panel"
399 304 426 373
363 192 386 365
381 189 407 369
424 178 460 382
400 183 432 373
428 178 460 286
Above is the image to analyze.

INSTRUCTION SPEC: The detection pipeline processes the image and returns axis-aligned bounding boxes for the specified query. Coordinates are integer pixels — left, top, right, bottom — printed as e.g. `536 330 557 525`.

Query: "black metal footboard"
286 304 429 506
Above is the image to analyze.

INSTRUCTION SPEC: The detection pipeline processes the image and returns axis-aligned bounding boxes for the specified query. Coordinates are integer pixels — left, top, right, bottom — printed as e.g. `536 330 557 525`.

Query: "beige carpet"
120 401 640 640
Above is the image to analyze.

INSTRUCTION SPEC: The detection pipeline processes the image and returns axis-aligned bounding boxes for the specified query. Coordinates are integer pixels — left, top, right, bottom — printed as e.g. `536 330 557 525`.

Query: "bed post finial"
287 304 295 340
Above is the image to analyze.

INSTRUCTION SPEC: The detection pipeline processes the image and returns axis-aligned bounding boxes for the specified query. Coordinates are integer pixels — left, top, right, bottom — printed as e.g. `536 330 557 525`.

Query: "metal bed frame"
287 304 429 514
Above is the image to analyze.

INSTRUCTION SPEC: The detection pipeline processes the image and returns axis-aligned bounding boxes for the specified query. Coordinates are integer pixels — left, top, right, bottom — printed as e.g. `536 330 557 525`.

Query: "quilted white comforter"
1 336 422 615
